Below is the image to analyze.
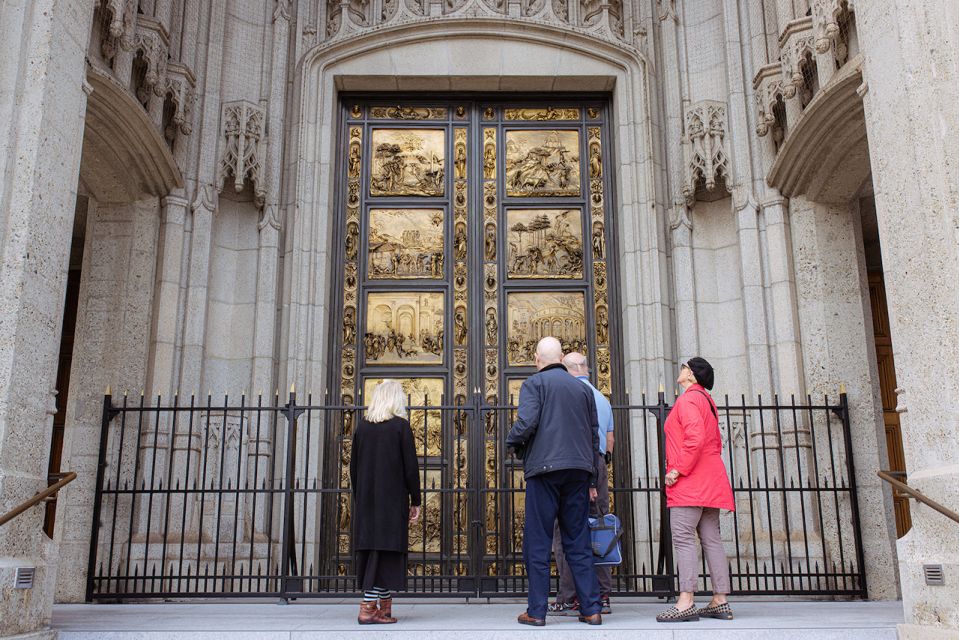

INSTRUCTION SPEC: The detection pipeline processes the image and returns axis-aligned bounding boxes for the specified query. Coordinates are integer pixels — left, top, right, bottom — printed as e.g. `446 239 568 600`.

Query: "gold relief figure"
343 306 356 344
345 221 359 260
348 142 361 177
483 142 496 179
368 209 444 279
506 291 587 366
370 129 445 197
454 141 467 179
506 208 584 278
591 220 605 260
453 223 467 261
504 107 580 121
505 130 580 197
485 307 497 345
454 307 468 346
364 292 444 365
363 378 444 456
484 223 497 261
587 107 600 119
596 305 609 345
594 261 607 290
589 143 602 178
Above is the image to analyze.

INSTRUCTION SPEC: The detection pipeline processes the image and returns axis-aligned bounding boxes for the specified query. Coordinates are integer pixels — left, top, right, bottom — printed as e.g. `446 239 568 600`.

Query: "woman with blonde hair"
349 379 421 624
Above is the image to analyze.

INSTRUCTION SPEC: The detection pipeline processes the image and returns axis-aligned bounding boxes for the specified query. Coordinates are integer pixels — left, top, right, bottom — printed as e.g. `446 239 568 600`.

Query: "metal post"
839 390 868 597
86 392 116 602
278 389 304 601
653 388 675 597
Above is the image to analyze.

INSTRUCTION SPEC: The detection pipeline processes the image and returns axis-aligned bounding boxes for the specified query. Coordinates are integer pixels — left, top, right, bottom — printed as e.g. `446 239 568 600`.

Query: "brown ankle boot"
358 601 390 625
378 597 397 623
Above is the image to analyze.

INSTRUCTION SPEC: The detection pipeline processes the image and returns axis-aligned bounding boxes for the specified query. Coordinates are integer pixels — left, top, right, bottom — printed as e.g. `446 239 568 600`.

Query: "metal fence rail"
86 390 866 601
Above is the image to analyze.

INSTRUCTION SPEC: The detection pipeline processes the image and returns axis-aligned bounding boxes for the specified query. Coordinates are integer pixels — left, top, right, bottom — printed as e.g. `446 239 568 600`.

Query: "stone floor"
52 599 904 639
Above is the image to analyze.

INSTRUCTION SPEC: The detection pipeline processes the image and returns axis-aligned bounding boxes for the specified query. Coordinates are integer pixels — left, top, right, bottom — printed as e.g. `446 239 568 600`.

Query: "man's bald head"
534 337 564 370
563 352 588 375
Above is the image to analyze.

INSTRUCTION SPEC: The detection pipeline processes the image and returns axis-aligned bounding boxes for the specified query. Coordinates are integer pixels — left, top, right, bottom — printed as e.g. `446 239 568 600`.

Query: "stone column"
856 0 959 631
788 195 900 599
0 0 94 635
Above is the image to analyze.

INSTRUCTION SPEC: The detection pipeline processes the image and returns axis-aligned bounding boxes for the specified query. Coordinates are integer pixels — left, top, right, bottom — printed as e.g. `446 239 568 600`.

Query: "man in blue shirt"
548 352 615 615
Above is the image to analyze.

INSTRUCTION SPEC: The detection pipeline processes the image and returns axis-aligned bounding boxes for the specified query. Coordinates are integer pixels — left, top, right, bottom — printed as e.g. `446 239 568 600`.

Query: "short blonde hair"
365 379 408 423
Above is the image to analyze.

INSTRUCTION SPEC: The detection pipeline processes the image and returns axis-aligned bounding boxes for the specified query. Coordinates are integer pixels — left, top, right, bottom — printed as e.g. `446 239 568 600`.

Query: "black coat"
506 363 600 486
349 416 422 552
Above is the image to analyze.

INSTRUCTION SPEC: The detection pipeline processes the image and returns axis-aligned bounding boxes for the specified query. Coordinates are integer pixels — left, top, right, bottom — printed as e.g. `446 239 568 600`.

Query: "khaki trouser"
552 455 612 601
669 506 730 594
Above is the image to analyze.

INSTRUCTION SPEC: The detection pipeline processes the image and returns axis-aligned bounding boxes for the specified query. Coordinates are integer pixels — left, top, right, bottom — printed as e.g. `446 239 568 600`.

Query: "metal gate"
86 389 867 600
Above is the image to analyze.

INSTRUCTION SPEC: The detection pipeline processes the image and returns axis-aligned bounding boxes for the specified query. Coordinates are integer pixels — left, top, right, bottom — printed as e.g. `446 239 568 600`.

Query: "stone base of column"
898 624 959 640
897 465 959 632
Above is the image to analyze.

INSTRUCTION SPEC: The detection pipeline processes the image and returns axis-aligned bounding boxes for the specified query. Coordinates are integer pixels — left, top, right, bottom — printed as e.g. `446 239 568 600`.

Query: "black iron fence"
86 390 866 600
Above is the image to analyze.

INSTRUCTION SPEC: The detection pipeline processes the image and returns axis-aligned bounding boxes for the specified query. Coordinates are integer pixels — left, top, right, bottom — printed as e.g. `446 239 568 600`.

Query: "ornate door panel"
329 99 617 589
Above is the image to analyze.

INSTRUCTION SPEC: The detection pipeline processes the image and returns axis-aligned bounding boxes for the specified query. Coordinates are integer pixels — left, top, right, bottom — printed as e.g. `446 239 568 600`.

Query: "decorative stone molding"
192 184 218 217
324 0 634 47
811 0 851 60
163 62 196 137
753 63 786 142
96 0 137 59
682 100 730 205
778 17 816 100
217 101 267 208
131 15 170 95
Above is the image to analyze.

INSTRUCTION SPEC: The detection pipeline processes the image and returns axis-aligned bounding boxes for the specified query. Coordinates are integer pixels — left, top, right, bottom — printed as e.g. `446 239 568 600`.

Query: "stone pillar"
0 0 94 635
856 0 959 631
669 203 699 359
788 195 900 599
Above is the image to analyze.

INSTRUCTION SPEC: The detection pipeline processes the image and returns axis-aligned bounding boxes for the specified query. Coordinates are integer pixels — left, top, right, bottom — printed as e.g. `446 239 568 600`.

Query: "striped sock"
373 587 392 599
363 590 379 602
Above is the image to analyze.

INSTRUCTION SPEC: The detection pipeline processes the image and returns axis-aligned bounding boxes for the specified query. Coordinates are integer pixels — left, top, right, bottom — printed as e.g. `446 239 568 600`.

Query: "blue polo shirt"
576 375 613 454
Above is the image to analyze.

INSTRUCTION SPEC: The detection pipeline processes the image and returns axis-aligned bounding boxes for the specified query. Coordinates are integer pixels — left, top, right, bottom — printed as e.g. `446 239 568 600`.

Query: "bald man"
507 337 602 626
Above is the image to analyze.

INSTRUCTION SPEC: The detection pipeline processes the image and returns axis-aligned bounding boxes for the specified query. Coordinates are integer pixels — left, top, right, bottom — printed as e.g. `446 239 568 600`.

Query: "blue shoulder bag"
588 513 623 565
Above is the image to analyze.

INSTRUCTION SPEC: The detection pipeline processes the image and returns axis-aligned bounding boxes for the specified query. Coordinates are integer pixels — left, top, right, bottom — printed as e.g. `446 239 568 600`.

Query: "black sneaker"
547 600 578 616
600 595 612 614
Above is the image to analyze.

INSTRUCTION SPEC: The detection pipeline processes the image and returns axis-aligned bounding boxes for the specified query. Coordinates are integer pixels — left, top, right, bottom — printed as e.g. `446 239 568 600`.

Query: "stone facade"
1 0 958 637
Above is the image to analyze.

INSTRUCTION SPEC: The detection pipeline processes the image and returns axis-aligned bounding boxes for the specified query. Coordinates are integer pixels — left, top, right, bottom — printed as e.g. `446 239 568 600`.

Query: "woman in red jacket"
656 357 735 623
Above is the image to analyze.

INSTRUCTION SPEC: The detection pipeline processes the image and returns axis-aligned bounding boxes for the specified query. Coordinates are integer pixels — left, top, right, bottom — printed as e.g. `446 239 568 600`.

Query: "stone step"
52 600 903 639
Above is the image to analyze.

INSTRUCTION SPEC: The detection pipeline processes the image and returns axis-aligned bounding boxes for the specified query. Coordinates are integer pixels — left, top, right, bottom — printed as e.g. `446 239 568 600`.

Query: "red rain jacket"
664 384 735 511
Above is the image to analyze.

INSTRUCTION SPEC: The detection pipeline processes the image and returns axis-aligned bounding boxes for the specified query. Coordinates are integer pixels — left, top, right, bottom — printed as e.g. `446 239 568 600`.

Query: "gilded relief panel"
506 291 587 366
364 291 444 365
368 208 444 279
370 128 446 197
505 130 580 197
506 208 584 279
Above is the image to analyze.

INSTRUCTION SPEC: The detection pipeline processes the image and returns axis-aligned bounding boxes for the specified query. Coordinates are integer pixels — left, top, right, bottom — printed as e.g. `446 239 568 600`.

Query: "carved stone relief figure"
591 221 605 260
486 307 497 345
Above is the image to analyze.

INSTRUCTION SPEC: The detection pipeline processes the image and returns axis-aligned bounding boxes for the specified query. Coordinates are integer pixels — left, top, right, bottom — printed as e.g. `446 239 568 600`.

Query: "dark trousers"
523 469 600 619
553 455 612 602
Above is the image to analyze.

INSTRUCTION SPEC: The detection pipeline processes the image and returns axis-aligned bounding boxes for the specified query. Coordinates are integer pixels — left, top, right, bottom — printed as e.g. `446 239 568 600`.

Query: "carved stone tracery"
812 0 852 61
682 100 730 205
218 100 267 208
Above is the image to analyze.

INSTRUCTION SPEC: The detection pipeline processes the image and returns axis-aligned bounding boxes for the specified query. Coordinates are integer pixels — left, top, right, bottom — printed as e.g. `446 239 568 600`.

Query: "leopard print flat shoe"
697 602 734 620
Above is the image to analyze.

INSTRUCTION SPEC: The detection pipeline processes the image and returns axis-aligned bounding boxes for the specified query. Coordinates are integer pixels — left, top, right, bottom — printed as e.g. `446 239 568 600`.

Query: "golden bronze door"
329 99 618 590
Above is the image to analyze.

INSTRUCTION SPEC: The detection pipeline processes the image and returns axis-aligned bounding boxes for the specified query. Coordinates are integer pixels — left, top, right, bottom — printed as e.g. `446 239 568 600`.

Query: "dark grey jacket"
506 363 600 486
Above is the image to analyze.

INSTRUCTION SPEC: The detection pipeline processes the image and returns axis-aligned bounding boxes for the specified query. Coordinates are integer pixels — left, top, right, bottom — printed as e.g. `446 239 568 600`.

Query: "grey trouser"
552 455 612 601
669 506 730 594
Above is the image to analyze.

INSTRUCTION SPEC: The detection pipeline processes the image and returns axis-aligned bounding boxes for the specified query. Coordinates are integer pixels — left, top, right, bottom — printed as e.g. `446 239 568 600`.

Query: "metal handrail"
878 470 959 525
0 471 77 526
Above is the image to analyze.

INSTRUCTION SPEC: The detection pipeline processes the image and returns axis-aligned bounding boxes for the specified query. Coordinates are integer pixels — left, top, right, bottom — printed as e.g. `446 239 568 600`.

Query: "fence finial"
290 383 296 394
105 385 112 396
839 382 847 395
658 382 665 393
